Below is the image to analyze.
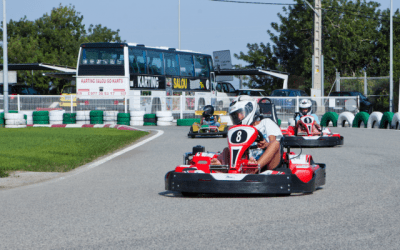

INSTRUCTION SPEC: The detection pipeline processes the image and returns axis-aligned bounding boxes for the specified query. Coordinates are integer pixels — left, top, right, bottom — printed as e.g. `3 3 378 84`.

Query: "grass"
0 127 149 177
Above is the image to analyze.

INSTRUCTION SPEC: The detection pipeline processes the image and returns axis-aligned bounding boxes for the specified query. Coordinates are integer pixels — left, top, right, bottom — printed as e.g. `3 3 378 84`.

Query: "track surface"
0 126 399 249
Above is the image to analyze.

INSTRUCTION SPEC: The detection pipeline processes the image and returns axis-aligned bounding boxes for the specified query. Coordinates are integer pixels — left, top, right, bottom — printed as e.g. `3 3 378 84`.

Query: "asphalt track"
0 126 399 249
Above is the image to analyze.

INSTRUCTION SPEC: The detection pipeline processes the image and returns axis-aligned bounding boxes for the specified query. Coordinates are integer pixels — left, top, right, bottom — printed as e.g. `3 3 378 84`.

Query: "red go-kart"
165 124 326 196
281 112 344 147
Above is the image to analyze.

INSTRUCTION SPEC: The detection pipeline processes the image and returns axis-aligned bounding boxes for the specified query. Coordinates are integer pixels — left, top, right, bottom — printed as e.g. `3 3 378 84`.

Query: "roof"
0 63 76 73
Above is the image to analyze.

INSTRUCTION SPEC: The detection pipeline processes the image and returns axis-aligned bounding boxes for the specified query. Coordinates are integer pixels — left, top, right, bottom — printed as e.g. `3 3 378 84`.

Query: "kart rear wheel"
189 127 195 138
181 192 198 197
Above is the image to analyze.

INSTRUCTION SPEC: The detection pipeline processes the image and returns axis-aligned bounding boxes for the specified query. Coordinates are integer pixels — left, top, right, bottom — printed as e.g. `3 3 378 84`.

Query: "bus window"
179 54 194 77
80 48 124 65
194 55 210 78
129 48 147 74
165 53 180 76
147 50 164 75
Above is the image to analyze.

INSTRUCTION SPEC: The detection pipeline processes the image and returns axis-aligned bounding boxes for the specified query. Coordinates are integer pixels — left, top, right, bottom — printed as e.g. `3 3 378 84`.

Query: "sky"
1 0 399 89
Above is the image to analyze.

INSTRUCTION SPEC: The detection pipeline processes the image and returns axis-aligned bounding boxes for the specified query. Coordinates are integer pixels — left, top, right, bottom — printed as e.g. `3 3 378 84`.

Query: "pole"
390 0 393 112
178 0 181 50
3 0 8 113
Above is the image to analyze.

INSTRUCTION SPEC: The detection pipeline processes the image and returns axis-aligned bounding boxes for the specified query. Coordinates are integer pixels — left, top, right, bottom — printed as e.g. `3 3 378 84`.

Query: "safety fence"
0 95 359 122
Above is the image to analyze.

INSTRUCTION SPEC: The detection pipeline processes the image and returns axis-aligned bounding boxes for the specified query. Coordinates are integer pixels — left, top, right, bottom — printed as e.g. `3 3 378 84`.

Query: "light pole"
2 0 8 113
178 0 181 50
390 0 393 112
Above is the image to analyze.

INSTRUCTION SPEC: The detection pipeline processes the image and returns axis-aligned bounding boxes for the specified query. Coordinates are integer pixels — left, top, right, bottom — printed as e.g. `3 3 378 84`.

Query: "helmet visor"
230 108 246 125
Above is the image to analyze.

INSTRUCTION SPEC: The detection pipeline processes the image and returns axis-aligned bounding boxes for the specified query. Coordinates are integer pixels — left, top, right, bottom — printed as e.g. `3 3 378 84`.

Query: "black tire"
189 126 196 138
144 113 156 119
222 126 228 138
321 112 338 127
181 192 198 197
352 112 369 128
117 113 130 119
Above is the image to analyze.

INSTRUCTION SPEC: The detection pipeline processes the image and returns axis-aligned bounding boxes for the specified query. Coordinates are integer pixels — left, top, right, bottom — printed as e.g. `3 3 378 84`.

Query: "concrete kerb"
0 125 164 190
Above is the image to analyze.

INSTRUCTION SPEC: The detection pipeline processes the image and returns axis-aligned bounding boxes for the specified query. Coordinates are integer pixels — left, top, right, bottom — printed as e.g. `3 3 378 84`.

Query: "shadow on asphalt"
159 191 310 199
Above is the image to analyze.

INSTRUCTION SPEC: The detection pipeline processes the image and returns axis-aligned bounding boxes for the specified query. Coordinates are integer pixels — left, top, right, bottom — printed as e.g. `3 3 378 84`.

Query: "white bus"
76 42 217 113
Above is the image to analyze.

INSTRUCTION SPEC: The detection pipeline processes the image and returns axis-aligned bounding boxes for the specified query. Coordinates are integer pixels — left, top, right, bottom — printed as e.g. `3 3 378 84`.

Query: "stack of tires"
130 111 145 126
33 111 49 125
90 110 104 124
20 111 34 125
144 114 157 126
156 111 174 126
76 111 90 124
0 112 4 127
4 112 26 128
177 118 200 126
63 113 77 124
103 111 119 125
49 110 65 125
117 113 130 125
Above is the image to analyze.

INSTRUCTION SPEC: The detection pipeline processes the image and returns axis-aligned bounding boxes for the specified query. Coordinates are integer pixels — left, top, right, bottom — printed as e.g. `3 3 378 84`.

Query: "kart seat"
258 98 279 124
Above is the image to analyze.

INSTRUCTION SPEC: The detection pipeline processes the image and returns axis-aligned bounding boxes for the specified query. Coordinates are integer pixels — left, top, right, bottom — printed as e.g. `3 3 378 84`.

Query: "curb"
26 124 137 130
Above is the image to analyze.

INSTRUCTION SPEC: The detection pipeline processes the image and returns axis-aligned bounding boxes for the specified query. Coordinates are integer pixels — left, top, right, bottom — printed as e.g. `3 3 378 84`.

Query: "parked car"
0 84 41 95
328 91 373 114
236 89 268 97
60 85 77 107
215 81 237 109
270 89 317 113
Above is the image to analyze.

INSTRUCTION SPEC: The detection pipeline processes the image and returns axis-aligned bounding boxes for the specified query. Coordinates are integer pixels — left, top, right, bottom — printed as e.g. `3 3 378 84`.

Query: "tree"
1 4 124 94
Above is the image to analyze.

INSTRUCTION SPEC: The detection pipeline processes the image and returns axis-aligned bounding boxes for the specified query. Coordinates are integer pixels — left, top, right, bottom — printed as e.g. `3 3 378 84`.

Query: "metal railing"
0 95 359 122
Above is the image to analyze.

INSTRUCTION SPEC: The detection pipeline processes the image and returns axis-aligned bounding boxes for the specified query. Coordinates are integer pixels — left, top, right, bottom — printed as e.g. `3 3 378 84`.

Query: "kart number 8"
230 130 248 144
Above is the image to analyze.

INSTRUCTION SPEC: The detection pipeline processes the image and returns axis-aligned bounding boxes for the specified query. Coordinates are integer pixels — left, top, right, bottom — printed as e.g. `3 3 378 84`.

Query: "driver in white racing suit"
211 95 282 172
296 99 321 135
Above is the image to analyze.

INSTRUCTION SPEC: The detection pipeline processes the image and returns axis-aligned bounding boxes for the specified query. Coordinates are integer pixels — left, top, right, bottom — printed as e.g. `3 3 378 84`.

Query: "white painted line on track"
10 127 164 190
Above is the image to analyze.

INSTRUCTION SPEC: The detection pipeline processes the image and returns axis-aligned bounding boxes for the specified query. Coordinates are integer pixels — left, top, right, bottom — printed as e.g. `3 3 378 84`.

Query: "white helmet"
229 95 260 125
299 99 312 116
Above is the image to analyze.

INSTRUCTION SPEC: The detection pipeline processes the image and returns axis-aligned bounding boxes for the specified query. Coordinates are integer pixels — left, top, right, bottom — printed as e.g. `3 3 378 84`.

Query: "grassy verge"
0 127 149 177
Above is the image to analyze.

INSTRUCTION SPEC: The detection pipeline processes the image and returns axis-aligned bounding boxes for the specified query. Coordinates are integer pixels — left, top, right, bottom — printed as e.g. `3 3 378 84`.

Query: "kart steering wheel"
258 97 273 104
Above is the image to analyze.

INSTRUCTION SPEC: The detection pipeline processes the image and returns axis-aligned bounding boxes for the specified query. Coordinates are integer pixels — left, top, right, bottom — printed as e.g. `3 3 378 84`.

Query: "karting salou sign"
77 77 129 97
131 76 166 90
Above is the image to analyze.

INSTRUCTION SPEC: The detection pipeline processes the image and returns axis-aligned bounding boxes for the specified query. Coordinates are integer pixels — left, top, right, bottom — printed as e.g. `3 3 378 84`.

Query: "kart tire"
33 120 49 124
117 121 130 125
337 112 354 127
118 117 130 122
189 127 195 138
177 118 200 126
50 120 63 125
90 110 103 117
352 112 369 128
63 113 76 119
157 121 172 126
104 116 117 121
75 115 89 121
144 118 157 123
130 121 144 126
33 116 50 122
130 111 145 117
103 111 118 117
5 119 26 125
76 110 90 116
8 110 18 113
5 125 27 128
391 113 400 130
20 110 34 116
157 116 173 122
222 126 228 138
117 113 130 119
32 111 49 117
321 112 338 127
143 122 157 126
367 111 383 129
5 113 24 120
144 113 156 119
379 112 394 129
130 116 144 121
156 111 172 117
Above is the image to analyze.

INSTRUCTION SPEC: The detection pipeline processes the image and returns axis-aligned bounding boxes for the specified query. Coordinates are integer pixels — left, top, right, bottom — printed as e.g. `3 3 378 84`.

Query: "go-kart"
188 110 229 138
281 112 344 147
166 124 326 196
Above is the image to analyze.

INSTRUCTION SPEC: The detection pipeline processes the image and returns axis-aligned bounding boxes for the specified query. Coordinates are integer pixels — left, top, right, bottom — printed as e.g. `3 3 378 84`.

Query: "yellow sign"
173 78 188 89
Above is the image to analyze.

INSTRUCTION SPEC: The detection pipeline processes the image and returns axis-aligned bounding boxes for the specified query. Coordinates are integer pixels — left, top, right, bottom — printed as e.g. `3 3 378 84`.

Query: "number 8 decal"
236 131 242 142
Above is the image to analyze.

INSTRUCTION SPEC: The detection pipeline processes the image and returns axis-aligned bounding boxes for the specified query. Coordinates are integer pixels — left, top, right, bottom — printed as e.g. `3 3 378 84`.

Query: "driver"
201 105 220 127
296 99 321 135
211 95 282 172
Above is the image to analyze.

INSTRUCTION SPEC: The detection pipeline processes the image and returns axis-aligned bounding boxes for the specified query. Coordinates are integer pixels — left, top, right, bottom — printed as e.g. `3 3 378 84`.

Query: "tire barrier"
4 113 26 126
117 113 130 125
321 112 338 127
32 111 49 125
49 110 65 125
103 111 118 124
367 111 383 129
177 118 201 126
130 111 144 126
337 112 355 127
0 112 4 126
379 112 394 129
156 111 173 126
63 113 76 124
76 110 90 124
90 110 104 125
352 112 369 128
20 110 34 125
144 114 157 126
391 113 400 130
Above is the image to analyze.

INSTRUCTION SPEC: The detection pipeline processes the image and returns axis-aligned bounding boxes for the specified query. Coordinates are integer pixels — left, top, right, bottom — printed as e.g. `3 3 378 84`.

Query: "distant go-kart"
188 110 229 138
281 112 344 147
167 124 326 197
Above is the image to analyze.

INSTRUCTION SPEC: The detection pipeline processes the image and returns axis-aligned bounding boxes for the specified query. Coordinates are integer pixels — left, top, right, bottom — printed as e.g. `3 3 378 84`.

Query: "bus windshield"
80 47 124 66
